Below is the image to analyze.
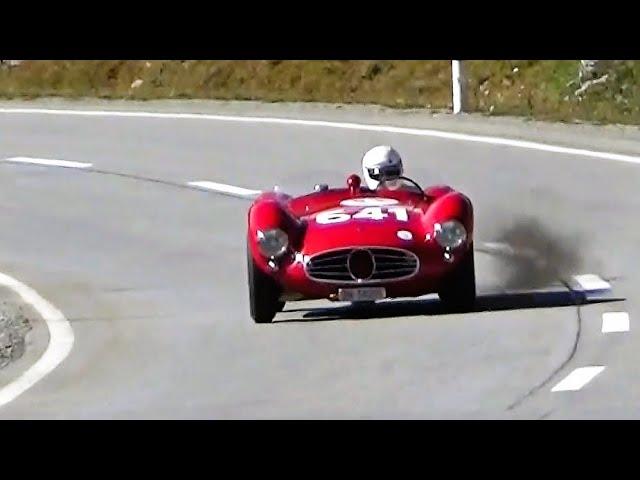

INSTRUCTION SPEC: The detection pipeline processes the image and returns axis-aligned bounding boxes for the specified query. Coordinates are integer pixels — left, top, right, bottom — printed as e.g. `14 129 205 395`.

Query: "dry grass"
2 60 640 125
0 60 453 108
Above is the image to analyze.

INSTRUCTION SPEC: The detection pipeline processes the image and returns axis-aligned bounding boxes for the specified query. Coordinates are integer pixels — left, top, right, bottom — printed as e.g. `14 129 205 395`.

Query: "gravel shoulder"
0 284 48 386
0 305 30 369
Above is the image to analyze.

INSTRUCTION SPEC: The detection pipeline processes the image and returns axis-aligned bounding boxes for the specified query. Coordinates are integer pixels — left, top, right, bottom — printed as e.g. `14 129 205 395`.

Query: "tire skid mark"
506 280 584 411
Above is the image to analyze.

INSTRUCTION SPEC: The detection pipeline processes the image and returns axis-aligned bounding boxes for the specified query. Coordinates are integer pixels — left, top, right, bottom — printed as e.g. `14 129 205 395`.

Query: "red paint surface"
247 174 474 300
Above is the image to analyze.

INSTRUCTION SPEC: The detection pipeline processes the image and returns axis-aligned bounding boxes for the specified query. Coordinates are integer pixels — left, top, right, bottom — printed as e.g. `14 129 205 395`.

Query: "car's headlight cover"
434 220 467 249
256 228 289 258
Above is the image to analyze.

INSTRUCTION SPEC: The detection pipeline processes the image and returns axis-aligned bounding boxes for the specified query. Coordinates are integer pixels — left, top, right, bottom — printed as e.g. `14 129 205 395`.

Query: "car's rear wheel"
437 244 476 313
247 245 282 324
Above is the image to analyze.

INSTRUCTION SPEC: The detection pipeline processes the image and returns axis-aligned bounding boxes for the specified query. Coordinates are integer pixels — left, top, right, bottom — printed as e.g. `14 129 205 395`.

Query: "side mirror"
347 174 361 195
314 183 329 192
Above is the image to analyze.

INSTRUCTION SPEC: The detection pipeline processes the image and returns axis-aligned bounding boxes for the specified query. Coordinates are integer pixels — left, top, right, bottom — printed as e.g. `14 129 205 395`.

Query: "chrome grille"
305 247 419 284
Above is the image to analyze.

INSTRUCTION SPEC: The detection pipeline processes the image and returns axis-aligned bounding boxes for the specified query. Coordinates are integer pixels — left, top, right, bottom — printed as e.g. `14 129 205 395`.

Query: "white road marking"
551 366 606 392
187 180 261 198
1 107 640 165
602 312 630 333
0 271 74 409
3 156 92 169
573 274 612 292
0 107 628 406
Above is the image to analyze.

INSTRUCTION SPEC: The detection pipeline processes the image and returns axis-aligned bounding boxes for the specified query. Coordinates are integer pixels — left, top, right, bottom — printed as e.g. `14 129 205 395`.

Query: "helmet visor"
368 165 402 182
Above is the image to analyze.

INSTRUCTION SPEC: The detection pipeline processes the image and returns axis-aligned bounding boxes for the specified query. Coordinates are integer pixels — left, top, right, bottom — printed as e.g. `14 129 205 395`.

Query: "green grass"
465 60 640 124
2 60 640 125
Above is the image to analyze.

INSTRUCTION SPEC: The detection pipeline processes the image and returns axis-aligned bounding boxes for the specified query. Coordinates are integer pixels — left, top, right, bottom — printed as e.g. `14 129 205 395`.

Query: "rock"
0 60 23 69
0 306 32 370
130 79 144 89
574 74 609 97
0 330 10 348
579 60 617 83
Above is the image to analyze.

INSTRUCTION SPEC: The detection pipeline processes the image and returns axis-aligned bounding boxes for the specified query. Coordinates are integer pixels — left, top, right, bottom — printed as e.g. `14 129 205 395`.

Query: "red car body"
246 174 475 323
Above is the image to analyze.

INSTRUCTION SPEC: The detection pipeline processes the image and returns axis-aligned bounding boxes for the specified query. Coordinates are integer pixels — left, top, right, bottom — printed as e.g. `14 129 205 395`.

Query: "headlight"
434 220 467 249
256 228 289 258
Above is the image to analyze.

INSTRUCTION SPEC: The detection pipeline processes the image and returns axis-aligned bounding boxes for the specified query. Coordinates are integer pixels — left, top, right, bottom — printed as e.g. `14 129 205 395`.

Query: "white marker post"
452 60 465 114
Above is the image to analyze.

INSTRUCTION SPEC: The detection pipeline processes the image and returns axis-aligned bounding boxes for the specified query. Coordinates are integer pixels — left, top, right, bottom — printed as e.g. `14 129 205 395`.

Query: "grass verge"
1 60 640 125
465 60 640 124
0 60 453 108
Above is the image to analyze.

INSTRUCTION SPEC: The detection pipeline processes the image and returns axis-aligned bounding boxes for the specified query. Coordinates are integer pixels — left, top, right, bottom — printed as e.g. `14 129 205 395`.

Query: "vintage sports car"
246 174 475 323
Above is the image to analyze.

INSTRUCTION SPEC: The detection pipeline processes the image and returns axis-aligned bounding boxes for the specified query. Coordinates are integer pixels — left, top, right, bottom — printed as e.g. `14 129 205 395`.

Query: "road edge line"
0 271 74 409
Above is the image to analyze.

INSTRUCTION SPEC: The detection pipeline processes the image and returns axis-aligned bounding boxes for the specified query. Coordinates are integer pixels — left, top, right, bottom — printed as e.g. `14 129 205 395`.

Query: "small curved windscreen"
378 176 424 193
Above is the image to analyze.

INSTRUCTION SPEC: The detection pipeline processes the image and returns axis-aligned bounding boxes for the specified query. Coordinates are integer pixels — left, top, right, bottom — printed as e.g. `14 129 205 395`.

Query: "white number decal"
353 207 387 221
388 206 409 222
315 209 352 224
316 207 409 224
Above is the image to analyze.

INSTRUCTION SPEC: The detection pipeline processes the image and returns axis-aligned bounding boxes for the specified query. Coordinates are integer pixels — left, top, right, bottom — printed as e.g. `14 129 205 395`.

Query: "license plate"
338 287 386 302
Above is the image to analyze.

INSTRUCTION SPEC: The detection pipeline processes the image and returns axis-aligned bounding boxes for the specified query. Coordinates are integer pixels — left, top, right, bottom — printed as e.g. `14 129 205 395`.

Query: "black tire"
247 247 282 324
438 244 476 313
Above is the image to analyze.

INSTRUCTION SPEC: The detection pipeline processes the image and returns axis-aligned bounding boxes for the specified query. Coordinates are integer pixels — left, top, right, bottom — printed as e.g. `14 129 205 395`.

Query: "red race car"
246 174 475 323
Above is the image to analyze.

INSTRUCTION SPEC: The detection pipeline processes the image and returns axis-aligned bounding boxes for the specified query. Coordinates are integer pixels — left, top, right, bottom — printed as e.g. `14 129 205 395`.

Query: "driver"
361 145 405 191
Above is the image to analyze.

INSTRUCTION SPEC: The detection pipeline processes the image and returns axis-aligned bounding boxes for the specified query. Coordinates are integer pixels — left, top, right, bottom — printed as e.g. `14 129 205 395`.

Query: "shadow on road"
277 289 624 323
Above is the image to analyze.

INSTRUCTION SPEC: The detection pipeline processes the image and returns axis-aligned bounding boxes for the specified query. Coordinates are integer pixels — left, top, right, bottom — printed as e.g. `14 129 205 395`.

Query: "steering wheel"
399 176 424 193
379 176 425 197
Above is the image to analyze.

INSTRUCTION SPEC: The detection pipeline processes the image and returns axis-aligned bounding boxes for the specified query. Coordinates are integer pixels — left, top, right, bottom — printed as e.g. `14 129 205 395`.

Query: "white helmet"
361 145 404 190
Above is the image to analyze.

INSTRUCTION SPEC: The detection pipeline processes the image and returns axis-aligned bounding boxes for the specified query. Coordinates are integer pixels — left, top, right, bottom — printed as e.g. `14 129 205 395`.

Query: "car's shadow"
276 289 624 323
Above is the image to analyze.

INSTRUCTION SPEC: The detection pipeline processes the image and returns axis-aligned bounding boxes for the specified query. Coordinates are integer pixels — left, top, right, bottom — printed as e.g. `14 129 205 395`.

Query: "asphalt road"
0 100 637 419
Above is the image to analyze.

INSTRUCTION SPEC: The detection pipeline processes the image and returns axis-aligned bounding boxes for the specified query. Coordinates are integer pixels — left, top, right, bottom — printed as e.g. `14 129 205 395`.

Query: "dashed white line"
187 181 261 198
573 274 611 291
572 274 612 299
602 312 630 333
0 271 74 409
3 156 92 169
2 107 640 166
551 366 606 392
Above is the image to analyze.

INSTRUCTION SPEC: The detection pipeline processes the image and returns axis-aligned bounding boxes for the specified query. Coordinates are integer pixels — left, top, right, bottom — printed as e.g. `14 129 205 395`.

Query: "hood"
301 202 427 255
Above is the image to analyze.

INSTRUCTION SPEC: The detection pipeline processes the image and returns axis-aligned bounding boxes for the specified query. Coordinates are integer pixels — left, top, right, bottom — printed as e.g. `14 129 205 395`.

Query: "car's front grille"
305 247 419 284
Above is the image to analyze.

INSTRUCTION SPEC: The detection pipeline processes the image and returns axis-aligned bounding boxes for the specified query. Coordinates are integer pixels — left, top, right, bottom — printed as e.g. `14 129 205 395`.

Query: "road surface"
0 99 636 419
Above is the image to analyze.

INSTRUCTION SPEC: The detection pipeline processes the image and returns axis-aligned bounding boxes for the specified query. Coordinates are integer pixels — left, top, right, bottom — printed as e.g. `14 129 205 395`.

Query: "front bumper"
269 245 471 301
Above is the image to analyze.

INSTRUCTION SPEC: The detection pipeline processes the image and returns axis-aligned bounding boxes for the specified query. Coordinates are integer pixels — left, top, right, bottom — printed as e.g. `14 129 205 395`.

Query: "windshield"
378 175 424 193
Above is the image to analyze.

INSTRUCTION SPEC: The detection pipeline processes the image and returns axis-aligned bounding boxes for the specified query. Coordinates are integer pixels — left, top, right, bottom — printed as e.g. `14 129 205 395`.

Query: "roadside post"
452 60 467 114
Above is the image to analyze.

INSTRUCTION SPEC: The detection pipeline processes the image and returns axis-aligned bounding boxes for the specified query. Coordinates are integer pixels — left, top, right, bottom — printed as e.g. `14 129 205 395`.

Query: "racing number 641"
316 206 408 224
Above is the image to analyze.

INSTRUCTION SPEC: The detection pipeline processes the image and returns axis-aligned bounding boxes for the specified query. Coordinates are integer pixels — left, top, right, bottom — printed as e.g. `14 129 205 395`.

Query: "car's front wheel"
437 244 476 313
247 246 282 324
